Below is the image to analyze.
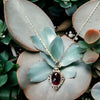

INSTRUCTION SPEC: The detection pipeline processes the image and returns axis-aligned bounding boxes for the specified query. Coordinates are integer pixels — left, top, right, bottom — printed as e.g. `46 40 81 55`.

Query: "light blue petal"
28 62 52 82
31 36 44 51
60 44 83 67
40 27 56 49
61 67 76 79
49 36 64 61
40 52 55 68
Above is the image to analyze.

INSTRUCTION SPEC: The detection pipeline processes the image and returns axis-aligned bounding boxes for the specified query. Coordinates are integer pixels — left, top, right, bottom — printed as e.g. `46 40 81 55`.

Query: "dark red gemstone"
52 72 61 85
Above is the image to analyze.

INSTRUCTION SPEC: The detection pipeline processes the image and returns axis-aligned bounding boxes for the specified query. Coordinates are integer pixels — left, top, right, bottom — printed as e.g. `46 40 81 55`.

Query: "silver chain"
16 0 57 63
73 0 100 40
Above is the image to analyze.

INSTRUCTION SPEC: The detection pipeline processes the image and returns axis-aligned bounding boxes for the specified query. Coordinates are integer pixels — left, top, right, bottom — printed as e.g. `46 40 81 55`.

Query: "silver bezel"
48 68 65 91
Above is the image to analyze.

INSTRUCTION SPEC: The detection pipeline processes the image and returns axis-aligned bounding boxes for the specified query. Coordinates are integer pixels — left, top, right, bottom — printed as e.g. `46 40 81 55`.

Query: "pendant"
48 68 65 91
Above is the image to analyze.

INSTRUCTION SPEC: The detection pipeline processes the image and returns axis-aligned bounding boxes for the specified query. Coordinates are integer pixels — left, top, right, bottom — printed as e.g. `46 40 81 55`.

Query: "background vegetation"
0 0 99 100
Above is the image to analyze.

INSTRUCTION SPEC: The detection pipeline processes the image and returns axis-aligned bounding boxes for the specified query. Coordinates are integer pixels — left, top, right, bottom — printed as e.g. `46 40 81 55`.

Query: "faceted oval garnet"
52 72 61 85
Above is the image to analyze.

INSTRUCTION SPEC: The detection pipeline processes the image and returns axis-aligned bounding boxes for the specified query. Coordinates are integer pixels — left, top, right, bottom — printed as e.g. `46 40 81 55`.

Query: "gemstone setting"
48 68 65 91
52 72 61 85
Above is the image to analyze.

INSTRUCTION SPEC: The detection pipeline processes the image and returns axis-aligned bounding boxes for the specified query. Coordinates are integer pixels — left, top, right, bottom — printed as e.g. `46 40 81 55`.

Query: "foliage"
0 18 26 100
29 0 46 8
54 0 78 8
0 0 99 100
29 0 89 16
0 19 11 45
53 0 89 16
0 50 19 100
78 39 100 64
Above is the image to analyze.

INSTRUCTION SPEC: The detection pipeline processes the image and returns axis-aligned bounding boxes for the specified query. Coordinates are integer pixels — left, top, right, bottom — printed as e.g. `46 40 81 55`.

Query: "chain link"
16 0 57 63
73 0 100 40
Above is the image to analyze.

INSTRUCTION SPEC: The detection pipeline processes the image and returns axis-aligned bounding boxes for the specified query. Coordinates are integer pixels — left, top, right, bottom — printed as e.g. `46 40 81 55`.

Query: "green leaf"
0 20 4 33
71 0 78 1
61 0 70 2
3 22 7 32
0 67 3 73
49 36 64 61
93 42 100 53
4 61 14 72
0 87 10 100
40 52 55 68
36 0 46 8
40 27 56 49
31 35 44 51
11 88 18 100
0 51 9 61
61 67 76 79
78 41 89 49
60 2 72 8
0 74 8 87
0 62 4 73
94 39 100 45
48 6 64 17
30 0 38 2
91 82 100 100
0 32 3 37
1 34 11 45
7 71 18 87
94 49 100 54
28 62 52 82
65 4 77 16
54 0 60 3
60 44 83 67
13 64 18 70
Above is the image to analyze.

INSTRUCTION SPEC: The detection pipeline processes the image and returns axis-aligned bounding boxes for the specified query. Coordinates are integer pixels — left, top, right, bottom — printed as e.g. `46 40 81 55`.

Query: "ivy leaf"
0 32 3 38
0 20 4 33
40 52 55 68
78 41 89 49
3 22 7 32
28 62 52 82
0 20 7 34
7 71 18 87
31 35 44 51
91 82 100 100
49 36 64 61
0 34 11 45
4 61 14 72
65 4 77 16
40 27 56 49
0 87 10 100
61 67 76 79
0 51 9 61
93 43 100 53
11 88 18 100
0 74 8 87
60 44 83 67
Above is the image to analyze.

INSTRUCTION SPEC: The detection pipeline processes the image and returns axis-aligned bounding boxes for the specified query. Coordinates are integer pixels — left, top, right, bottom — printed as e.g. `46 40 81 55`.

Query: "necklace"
16 0 100 91
16 0 66 90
